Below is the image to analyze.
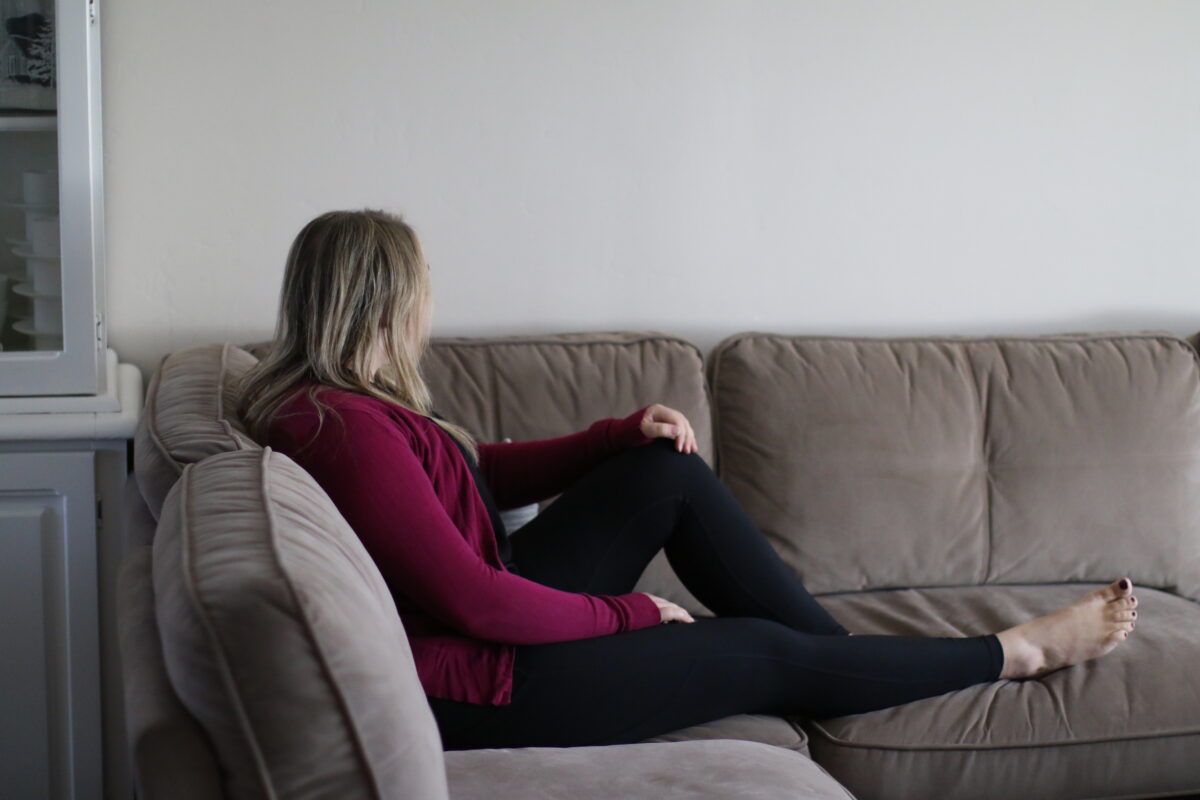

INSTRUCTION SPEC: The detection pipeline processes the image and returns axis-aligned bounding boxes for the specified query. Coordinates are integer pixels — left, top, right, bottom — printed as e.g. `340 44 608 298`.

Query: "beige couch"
119 330 1200 800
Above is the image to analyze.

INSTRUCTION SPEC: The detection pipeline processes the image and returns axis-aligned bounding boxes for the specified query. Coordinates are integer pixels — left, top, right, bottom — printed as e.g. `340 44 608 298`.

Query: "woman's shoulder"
274 382 431 436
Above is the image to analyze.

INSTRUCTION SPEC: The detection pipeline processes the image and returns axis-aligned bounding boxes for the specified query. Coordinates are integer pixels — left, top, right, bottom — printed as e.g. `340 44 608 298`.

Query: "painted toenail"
1119 579 1129 590
1132 610 1137 617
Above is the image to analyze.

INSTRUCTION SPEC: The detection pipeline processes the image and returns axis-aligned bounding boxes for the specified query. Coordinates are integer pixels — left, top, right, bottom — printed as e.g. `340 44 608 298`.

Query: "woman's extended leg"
509 437 850 635
428 580 1137 750
428 616 1004 749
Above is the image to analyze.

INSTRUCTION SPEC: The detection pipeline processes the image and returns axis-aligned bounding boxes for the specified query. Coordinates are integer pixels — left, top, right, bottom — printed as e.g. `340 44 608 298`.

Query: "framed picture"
0 0 55 112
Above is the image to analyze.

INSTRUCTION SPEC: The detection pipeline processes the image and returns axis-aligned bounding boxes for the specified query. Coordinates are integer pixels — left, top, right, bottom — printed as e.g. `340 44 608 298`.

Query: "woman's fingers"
646 421 680 440
678 423 696 453
640 404 698 453
662 602 695 624
643 592 695 623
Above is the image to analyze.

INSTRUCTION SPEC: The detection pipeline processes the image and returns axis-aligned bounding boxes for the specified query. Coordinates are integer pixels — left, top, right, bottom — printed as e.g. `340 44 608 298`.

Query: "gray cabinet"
0 3 134 797
0 358 142 800
0 450 101 798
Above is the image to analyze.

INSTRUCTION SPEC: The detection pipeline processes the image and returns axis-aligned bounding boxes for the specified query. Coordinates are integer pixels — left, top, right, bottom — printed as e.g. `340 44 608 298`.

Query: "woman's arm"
285 405 662 644
476 405 655 510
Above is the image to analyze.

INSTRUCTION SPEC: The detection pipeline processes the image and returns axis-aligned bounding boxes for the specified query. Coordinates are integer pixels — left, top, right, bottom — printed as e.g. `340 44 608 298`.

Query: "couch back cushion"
135 343 260 519
711 332 1200 599
153 448 449 800
420 331 714 460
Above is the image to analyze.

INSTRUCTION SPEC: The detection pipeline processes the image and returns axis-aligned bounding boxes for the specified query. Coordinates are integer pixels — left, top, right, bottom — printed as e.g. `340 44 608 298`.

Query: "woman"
238 209 1139 750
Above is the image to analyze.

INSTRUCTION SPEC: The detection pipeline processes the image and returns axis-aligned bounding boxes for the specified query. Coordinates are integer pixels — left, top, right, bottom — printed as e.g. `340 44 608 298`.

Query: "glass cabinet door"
0 0 105 397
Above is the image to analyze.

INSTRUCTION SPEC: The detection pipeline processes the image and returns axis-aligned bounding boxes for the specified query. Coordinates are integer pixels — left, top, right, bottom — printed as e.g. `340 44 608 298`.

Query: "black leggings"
427 438 1005 750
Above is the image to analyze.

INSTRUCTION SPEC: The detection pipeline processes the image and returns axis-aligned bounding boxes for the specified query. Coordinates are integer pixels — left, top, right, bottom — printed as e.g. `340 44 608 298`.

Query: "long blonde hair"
237 209 478 460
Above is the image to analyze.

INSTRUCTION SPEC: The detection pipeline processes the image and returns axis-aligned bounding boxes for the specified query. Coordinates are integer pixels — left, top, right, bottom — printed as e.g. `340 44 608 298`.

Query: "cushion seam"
808 580 1190 598
708 336 735 481
719 331 1187 347
177 461 278 799
258 449 385 800
218 342 251 451
216 342 230 419
806 720 1200 751
144 357 183 478
429 331 692 347
978 346 994 585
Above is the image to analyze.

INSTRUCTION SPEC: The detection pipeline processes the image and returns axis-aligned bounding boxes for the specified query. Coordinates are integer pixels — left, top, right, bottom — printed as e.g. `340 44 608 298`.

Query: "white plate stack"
8 169 61 350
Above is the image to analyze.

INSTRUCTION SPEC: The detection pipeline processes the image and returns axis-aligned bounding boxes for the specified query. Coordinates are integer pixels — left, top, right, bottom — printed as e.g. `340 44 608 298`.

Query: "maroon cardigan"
266 383 663 705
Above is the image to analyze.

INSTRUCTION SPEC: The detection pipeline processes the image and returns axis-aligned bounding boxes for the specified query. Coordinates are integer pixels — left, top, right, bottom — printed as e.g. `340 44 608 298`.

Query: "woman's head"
281 209 430 380
238 209 476 458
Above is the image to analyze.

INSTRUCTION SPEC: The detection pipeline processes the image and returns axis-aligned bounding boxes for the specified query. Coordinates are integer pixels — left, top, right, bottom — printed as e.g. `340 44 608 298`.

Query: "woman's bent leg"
510 438 850 635
428 617 1004 750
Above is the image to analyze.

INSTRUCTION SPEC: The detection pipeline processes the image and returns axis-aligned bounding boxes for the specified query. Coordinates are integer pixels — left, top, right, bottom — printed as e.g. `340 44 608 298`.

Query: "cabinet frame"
1 0 106 397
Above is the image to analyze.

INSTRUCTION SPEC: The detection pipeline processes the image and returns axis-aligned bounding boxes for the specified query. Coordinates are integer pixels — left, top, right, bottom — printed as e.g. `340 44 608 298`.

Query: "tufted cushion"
710 332 1200 599
152 448 449 800
420 331 712 457
135 343 260 520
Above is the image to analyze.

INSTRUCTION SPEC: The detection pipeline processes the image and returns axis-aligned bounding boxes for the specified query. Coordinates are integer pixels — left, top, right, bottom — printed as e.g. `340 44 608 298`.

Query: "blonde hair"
237 209 478 460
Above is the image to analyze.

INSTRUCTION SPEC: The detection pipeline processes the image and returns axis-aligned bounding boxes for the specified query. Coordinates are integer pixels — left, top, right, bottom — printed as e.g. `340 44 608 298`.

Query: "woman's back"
264 382 662 705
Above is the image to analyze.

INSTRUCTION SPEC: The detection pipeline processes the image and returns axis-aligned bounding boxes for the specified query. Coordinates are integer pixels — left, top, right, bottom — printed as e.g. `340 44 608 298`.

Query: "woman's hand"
639 404 698 454
642 592 696 624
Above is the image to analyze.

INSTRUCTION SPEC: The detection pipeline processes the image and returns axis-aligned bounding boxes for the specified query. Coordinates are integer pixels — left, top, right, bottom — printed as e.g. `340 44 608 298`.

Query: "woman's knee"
619 438 716 489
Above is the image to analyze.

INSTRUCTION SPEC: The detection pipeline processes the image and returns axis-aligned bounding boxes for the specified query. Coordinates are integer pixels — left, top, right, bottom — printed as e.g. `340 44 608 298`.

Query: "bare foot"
995 578 1138 679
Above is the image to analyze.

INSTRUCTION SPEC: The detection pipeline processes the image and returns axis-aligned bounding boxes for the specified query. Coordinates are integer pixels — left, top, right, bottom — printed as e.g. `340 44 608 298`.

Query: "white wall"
102 1 1200 376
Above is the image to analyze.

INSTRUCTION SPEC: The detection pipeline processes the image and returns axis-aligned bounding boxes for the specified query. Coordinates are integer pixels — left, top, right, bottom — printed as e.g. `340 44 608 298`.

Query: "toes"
1108 594 1138 611
1106 629 1130 647
1110 609 1136 623
1102 577 1134 601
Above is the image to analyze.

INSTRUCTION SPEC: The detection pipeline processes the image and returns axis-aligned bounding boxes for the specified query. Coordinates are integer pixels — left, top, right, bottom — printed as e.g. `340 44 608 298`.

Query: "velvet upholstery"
152 449 450 800
118 329 1200 800
710 332 1200 599
134 343 259 520
445 740 852 800
803 584 1200 799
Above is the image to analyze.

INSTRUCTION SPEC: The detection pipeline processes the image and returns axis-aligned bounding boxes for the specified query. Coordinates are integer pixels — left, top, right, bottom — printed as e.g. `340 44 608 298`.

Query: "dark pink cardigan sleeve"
477 405 656 510
282 405 662 644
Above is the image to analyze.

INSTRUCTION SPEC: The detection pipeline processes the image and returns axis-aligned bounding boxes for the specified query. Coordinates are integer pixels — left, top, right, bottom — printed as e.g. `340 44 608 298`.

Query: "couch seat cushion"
445 739 853 800
801 584 1200 800
642 712 810 757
